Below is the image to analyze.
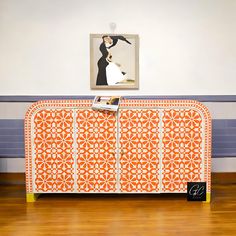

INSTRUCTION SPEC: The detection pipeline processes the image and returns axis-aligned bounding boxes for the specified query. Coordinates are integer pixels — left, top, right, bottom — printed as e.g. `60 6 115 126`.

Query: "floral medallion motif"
76 110 117 192
119 109 160 192
162 109 203 192
34 109 74 192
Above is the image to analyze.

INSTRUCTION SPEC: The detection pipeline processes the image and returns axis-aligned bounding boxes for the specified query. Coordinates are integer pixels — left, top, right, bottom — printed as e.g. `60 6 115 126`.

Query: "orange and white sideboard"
25 99 211 202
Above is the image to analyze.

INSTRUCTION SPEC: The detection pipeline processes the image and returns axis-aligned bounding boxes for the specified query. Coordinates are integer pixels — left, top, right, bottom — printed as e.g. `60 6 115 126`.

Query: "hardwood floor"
0 174 236 236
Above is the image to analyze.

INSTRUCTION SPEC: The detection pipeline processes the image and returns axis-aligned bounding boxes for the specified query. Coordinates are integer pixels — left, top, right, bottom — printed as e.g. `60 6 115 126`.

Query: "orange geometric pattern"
161 109 203 192
25 99 211 197
119 109 160 192
33 109 75 192
76 109 117 192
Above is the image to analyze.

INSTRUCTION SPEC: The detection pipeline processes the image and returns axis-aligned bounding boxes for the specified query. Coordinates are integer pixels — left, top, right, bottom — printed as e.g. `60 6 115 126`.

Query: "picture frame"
90 34 139 89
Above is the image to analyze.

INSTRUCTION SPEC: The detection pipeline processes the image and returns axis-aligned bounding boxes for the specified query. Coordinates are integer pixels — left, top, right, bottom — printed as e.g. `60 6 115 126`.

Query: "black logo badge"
187 182 206 201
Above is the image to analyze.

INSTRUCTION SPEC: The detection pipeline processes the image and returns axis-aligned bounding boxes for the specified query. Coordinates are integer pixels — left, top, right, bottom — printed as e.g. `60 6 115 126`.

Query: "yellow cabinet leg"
26 193 39 202
203 193 211 203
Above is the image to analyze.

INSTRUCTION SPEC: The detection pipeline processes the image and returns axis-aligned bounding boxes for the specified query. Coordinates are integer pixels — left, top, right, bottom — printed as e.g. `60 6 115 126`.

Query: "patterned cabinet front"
33 109 75 192
75 109 117 192
119 109 160 193
161 109 204 192
25 99 211 201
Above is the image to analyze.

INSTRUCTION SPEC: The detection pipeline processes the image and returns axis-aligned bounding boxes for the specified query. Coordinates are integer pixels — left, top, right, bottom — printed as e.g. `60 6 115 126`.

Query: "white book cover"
92 96 121 112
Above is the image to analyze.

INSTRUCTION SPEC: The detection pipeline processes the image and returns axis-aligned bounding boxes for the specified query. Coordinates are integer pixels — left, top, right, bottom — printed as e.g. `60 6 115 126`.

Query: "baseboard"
212 158 236 172
0 158 25 172
1 157 236 173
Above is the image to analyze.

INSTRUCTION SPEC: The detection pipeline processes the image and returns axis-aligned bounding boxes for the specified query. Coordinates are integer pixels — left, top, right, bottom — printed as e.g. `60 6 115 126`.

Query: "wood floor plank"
0 175 236 236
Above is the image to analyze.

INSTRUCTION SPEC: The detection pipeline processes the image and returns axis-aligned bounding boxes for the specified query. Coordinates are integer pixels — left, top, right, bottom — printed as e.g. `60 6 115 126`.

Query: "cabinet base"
26 193 40 202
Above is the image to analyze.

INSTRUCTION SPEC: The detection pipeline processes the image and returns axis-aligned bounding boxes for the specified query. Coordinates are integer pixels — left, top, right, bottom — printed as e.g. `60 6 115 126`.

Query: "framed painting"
90 34 139 89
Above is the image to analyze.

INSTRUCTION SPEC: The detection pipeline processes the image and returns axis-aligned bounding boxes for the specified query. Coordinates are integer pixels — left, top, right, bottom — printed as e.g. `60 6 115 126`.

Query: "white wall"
0 0 236 95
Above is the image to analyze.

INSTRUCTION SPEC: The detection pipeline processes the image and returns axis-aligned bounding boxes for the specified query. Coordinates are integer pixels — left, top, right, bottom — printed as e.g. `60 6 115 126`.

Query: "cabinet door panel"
33 109 75 192
161 109 204 192
76 109 117 192
119 109 160 192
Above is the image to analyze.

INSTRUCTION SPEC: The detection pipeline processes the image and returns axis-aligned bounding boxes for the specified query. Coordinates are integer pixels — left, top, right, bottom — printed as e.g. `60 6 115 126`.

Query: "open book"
92 96 121 112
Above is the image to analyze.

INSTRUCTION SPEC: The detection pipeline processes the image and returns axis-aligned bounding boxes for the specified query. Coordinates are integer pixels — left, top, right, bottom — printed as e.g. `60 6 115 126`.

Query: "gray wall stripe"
0 118 236 158
1 95 236 102
0 119 24 128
